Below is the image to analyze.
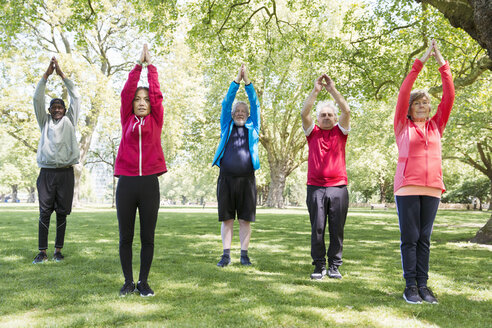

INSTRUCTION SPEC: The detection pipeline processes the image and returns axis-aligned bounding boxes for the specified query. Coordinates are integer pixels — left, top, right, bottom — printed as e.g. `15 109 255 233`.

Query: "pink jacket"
114 64 167 177
393 59 454 193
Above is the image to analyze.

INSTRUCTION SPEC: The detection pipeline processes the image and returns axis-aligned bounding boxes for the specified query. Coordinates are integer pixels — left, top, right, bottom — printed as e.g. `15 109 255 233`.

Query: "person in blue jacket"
212 63 260 267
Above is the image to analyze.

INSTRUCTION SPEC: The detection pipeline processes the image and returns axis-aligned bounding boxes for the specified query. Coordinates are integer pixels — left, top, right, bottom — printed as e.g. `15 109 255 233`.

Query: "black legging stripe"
116 175 160 283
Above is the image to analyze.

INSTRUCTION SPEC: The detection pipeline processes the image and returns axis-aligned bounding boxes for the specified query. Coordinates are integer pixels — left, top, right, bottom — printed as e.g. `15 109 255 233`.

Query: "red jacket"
393 59 454 193
114 64 167 177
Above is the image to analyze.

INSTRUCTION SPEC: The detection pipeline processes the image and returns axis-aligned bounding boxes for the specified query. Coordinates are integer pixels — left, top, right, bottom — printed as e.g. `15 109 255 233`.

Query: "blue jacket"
212 81 261 170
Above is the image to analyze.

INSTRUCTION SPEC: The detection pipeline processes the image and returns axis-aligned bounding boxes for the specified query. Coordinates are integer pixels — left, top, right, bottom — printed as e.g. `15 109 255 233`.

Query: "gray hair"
232 101 249 116
408 89 431 118
315 100 338 119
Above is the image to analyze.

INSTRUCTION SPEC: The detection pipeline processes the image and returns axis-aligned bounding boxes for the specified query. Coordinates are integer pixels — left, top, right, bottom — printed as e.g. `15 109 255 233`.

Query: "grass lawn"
0 205 490 327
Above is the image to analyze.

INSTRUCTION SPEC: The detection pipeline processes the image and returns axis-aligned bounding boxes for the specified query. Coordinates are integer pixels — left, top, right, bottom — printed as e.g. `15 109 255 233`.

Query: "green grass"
0 205 490 327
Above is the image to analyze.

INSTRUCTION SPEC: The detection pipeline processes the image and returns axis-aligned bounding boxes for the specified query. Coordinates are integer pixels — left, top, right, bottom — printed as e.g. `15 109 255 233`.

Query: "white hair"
315 100 338 119
232 101 249 115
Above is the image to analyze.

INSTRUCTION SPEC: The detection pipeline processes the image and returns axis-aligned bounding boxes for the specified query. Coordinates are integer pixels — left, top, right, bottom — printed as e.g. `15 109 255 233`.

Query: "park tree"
415 0 492 62
0 133 38 203
184 0 357 208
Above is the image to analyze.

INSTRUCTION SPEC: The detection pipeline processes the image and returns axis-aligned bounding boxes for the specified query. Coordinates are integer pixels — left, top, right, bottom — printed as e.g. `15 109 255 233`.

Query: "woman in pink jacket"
114 44 167 297
394 40 454 305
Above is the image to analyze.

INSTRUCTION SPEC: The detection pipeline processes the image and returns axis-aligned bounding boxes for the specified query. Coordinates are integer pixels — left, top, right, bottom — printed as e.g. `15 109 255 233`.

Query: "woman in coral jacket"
114 44 166 297
394 40 454 305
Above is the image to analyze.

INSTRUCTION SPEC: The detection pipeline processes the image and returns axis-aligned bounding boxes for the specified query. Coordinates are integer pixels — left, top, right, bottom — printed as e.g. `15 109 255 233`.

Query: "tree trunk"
266 164 287 208
470 214 492 244
379 183 386 203
27 186 36 203
72 164 83 207
112 176 116 208
489 182 492 211
11 184 18 202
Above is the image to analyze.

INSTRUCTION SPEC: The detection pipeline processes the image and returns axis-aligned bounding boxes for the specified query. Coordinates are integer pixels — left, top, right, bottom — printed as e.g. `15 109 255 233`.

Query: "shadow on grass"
0 208 490 327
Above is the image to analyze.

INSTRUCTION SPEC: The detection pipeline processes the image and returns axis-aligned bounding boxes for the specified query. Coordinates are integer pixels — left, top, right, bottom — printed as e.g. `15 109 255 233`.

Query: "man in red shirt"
301 74 351 279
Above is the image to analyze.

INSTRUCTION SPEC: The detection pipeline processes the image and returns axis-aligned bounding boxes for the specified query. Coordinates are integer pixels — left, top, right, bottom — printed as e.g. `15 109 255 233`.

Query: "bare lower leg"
221 220 234 250
239 219 251 251
55 248 62 253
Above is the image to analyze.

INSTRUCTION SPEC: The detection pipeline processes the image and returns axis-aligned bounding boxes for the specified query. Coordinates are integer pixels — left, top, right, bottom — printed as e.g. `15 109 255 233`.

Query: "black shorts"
217 174 256 222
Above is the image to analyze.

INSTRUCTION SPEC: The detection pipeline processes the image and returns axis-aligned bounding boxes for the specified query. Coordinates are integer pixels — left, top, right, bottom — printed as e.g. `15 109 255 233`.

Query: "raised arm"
301 75 324 131
243 65 260 130
120 47 145 122
220 65 242 131
394 42 433 134
33 58 55 128
54 58 81 126
430 41 455 135
142 45 164 126
324 75 350 130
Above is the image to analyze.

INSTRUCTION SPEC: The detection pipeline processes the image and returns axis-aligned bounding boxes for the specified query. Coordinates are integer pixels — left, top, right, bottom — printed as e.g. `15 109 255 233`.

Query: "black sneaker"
53 252 64 262
240 255 252 266
418 286 438 304
327 265 342 279
119 281 136 297
137 281 154 297
217 255 231 267
403 286 423 304
310 264 326 280
32 252 48 264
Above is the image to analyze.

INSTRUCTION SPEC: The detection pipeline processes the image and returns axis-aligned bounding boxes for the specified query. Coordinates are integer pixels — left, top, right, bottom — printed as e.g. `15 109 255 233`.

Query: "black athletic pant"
396 195 440 287
306 185 349 267
37 167 74 250
116 175 160 283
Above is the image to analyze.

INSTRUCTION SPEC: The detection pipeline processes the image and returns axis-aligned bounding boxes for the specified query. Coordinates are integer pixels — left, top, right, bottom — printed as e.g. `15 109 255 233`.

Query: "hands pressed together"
313 74 336 94
420 39 446 66
138 43 152 66
43 57 66 80
234 63 250 85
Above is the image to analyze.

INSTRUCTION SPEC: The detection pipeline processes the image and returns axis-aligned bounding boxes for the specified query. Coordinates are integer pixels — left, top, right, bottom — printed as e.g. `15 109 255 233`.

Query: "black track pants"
37 167 74 250
306 185 349 267
396 195 440 287
116 175 160 283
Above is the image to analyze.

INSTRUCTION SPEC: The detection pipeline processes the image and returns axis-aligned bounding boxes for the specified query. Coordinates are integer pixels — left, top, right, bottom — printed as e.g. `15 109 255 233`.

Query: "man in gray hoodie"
32 57 81 264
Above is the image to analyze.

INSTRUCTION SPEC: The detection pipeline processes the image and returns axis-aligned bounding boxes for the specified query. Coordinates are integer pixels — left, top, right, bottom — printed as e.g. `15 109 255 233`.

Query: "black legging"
116 175 160 283
396 195 440 287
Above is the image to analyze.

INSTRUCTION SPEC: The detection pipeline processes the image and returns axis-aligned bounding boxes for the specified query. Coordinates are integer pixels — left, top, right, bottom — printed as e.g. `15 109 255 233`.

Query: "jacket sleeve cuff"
414 59 424 70
438 61 450 72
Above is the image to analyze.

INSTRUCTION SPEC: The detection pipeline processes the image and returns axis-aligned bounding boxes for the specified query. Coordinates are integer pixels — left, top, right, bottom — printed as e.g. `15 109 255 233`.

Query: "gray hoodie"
33 77 81 168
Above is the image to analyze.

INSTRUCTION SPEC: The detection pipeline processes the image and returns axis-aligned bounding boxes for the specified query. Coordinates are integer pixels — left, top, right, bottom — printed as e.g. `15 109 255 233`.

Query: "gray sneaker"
32 252 48 264
327 265 342 279
310 264 326 280
418 286 438 304
403 286 423 304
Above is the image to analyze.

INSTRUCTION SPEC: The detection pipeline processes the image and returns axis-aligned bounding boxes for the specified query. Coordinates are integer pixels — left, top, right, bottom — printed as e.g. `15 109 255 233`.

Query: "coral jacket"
393 59 455 193
114 64 167 177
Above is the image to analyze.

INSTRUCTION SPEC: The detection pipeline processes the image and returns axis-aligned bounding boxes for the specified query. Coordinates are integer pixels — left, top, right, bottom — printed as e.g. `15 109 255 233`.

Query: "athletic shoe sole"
403 293 422 304
310 273 325 280
328 273 342 279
